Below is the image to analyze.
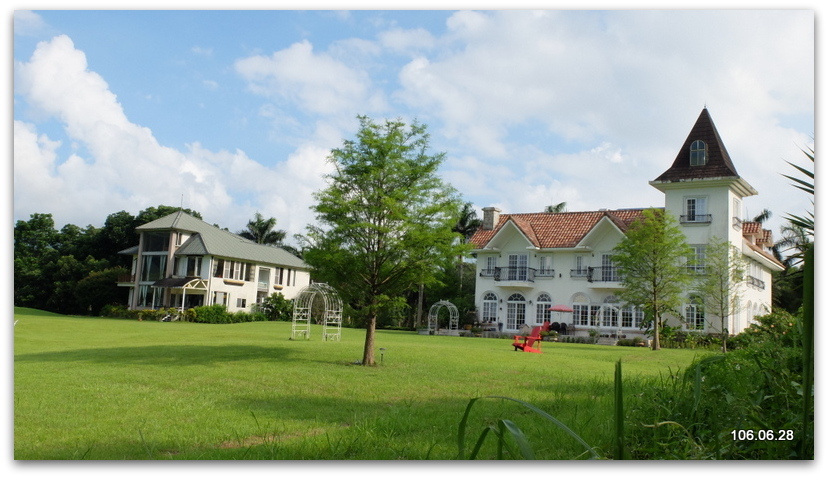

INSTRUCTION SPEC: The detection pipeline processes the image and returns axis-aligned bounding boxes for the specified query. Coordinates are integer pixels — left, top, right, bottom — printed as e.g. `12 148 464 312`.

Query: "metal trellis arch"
291 283 343 341
427 300 459 334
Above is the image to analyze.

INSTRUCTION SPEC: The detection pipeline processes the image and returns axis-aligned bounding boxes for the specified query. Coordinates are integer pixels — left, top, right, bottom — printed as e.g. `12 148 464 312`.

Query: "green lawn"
14 307 707 460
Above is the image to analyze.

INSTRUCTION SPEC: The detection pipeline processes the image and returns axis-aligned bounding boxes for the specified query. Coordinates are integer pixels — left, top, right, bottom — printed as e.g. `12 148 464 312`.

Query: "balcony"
117 274 136 285
570 269 590 279
747 275 766 290
534 268 556 279
478 266 536 286
587 266 622 284
680 214 712 224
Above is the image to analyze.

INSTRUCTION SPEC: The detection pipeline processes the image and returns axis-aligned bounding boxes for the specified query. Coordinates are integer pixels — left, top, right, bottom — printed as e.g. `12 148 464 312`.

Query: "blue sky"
11 8 816 247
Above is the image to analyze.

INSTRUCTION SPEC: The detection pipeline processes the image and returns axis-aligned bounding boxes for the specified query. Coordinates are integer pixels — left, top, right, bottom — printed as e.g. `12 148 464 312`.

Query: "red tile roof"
469 209 649 249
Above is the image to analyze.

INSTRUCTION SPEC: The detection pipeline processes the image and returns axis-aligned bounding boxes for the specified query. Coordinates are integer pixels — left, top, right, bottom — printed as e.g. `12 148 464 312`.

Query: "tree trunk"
415 283 424 329
651 313 661 350
721 316 728 353
362 312 377 365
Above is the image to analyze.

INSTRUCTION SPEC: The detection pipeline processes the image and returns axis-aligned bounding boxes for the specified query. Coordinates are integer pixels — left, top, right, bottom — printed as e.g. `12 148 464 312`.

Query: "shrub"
252 293 294 321
191 304 231 324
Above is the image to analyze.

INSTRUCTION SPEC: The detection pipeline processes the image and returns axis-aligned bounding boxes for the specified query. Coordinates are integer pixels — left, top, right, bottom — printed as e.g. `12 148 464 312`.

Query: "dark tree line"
13 205 202 315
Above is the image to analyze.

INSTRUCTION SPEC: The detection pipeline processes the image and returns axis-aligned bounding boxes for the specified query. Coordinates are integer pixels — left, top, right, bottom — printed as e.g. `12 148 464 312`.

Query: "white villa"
117 210 311 312
469 108 785 339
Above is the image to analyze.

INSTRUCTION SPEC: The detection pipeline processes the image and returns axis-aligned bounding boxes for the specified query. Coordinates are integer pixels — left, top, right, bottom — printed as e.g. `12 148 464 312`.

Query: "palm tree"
783 145 814 234
238 212 286 245
752 208 772 225
545 201 568 213
453 202 482 243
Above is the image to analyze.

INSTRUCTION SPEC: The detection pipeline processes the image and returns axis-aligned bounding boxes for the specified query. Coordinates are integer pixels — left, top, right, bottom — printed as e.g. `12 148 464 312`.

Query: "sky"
10 7 816 249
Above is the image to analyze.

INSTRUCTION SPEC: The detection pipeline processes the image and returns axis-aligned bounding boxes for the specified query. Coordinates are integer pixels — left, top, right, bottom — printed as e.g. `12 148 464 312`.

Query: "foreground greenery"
14 307 810 460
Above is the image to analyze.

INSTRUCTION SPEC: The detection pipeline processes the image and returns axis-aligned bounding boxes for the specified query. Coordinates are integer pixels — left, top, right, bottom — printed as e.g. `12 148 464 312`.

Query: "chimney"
482 207 501 230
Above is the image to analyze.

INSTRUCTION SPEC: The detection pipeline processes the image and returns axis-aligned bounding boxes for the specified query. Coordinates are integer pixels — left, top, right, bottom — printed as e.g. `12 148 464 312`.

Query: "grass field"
13 307 708 460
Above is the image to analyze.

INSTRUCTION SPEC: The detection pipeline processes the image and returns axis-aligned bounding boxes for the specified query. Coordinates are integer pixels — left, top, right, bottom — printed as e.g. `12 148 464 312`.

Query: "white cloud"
13 10 48 37
12 34 330 238
394 10 812 235
378 27 436 55
235 40 382 117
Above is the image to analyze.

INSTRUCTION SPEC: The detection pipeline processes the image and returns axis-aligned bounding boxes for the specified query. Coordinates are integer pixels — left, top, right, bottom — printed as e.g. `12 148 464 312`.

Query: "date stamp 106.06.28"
731 430 794 441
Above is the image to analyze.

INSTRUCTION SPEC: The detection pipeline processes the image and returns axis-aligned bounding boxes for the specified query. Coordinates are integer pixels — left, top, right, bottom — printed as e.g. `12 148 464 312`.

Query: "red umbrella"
548 305 574 331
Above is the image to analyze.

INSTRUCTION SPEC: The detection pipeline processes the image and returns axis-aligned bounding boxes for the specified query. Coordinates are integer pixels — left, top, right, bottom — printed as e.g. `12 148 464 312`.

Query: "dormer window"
690 140 707 166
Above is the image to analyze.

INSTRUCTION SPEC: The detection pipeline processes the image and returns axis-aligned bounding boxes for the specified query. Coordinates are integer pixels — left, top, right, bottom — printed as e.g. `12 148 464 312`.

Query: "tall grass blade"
500 419 535 459
468 426 492 459
614 359 625 460
457 395 600 460
456 397 479 459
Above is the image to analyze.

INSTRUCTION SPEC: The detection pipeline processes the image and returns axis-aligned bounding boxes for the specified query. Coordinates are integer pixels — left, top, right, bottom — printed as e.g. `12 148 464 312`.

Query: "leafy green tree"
13 213 60 307
302 116 466 365
135 205 202 225
613 208 692 350
97 210 140 266
75 267 130 316
238 212 287 245
693 237 746 352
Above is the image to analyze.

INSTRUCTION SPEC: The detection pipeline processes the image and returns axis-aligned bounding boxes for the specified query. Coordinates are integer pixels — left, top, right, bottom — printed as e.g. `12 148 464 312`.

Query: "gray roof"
135 210 308 270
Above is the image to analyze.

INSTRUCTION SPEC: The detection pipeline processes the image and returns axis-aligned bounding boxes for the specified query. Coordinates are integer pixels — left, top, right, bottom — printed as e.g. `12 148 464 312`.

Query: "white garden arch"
291 283 343 341
427 300 459 333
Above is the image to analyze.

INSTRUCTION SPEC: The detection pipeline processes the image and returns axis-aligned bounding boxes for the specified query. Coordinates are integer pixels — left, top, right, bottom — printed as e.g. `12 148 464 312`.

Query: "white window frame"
684 196 709 223
482 292 498 323
685 296 706 330
508 254 528 281
690 140 707 166
506 293 526 330
535 293 552 324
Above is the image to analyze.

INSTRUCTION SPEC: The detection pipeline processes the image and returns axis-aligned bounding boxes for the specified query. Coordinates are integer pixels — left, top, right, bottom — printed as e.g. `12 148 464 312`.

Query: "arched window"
481 292 498 323
506 293 526 330
535 293 552 324
685 295 705 330
690 140 708 166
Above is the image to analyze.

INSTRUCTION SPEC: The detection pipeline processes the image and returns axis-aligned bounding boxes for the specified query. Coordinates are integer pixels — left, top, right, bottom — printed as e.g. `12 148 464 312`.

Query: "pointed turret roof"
650 108 757 197
653 108 740 182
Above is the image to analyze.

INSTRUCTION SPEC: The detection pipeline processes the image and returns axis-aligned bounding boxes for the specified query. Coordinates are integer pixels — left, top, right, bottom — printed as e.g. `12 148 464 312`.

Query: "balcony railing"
534 268 556 279
117 274 136 283
493 266 536 283
480 268 496 278
680 214 713 224
570 269 590 279
747 275 766 290
587 266 621 283
569 268 589 279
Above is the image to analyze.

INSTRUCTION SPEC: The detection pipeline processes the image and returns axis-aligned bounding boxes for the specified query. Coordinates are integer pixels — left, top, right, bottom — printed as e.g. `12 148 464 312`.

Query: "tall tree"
302 116 465 365
135 205 202 225
693 237 746 352
452 202 482 243
238 212 287 245
613 208 692 350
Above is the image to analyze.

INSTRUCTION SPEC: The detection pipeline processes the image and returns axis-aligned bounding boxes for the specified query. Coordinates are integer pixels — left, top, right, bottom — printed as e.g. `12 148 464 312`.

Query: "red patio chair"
512 321 550 353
